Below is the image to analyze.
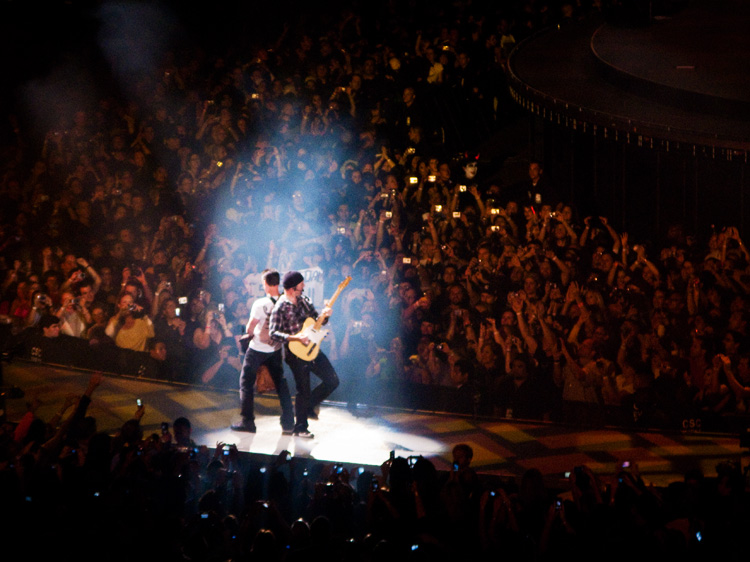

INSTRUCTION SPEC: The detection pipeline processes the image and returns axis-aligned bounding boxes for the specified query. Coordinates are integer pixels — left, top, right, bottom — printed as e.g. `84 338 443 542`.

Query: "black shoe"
293 429 314 439
307 406 320 420
231 422 257 433
281 427 295 436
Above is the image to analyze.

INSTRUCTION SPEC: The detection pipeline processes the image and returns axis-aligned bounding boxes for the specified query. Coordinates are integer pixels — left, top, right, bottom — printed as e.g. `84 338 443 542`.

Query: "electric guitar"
288 276 351 361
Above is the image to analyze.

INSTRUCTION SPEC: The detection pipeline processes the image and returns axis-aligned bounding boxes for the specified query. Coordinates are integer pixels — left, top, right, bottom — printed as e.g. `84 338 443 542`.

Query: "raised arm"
509 292 538 356
599 216 621 254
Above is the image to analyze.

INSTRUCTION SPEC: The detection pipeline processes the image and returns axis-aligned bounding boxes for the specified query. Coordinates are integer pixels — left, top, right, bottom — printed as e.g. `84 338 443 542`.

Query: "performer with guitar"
269 271 344 438
232 269 295 434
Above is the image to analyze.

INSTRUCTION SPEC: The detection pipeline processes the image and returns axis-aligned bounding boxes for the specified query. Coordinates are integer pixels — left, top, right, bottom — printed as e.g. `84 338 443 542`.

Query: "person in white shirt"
231 269 294 433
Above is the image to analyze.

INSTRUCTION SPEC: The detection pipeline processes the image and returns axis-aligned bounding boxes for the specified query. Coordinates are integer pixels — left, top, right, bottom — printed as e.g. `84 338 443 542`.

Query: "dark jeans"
240 347 294 429
285 349 340 432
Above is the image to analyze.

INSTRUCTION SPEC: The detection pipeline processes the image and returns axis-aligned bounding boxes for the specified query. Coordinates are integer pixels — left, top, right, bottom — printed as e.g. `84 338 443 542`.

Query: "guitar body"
287 276 351 362
288 317 328 361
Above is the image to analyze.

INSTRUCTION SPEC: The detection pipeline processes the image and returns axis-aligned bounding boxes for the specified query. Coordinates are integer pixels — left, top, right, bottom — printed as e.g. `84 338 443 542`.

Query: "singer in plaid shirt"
269 271 339 437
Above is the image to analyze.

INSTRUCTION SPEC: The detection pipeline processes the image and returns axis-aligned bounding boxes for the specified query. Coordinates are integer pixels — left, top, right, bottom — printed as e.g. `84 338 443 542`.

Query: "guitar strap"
242 295 279 354
298 295 316 319
261 295 277 332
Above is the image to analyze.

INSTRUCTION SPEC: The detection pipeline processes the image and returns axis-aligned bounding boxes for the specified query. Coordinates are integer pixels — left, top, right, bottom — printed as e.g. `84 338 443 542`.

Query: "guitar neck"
326 281 347 309
311 276 351 329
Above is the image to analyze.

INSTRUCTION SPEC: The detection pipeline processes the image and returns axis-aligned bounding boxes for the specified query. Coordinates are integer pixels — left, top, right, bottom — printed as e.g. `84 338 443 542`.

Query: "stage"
3 361 746 488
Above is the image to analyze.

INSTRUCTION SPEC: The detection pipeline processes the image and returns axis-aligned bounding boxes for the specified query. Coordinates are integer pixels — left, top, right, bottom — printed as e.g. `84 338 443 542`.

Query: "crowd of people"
1 1 750 560
2 371 748 562
1 0 750 437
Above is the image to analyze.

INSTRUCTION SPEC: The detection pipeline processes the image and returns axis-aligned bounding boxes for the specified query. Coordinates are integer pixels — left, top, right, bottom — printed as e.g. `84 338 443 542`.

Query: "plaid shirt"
269 293 319 344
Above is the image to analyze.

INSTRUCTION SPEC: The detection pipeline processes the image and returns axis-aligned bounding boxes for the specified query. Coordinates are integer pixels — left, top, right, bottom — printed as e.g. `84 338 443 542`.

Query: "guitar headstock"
324 276 353 310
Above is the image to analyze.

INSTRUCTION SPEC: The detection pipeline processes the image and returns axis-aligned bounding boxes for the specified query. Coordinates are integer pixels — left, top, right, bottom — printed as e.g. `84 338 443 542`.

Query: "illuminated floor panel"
4 362 745 487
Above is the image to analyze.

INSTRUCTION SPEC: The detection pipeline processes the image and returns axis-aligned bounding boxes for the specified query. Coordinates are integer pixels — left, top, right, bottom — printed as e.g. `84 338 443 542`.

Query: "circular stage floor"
508 0 750 150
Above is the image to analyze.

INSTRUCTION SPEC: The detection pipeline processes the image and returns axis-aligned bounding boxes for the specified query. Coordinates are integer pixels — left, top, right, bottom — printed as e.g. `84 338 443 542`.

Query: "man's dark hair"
38 314 60 330
452 443 473 461
147 337 165 352
173 417 191 431
75 277 94 292
454 358 474 378
477 241 493 253
511 353 532 373
262 269 280 287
